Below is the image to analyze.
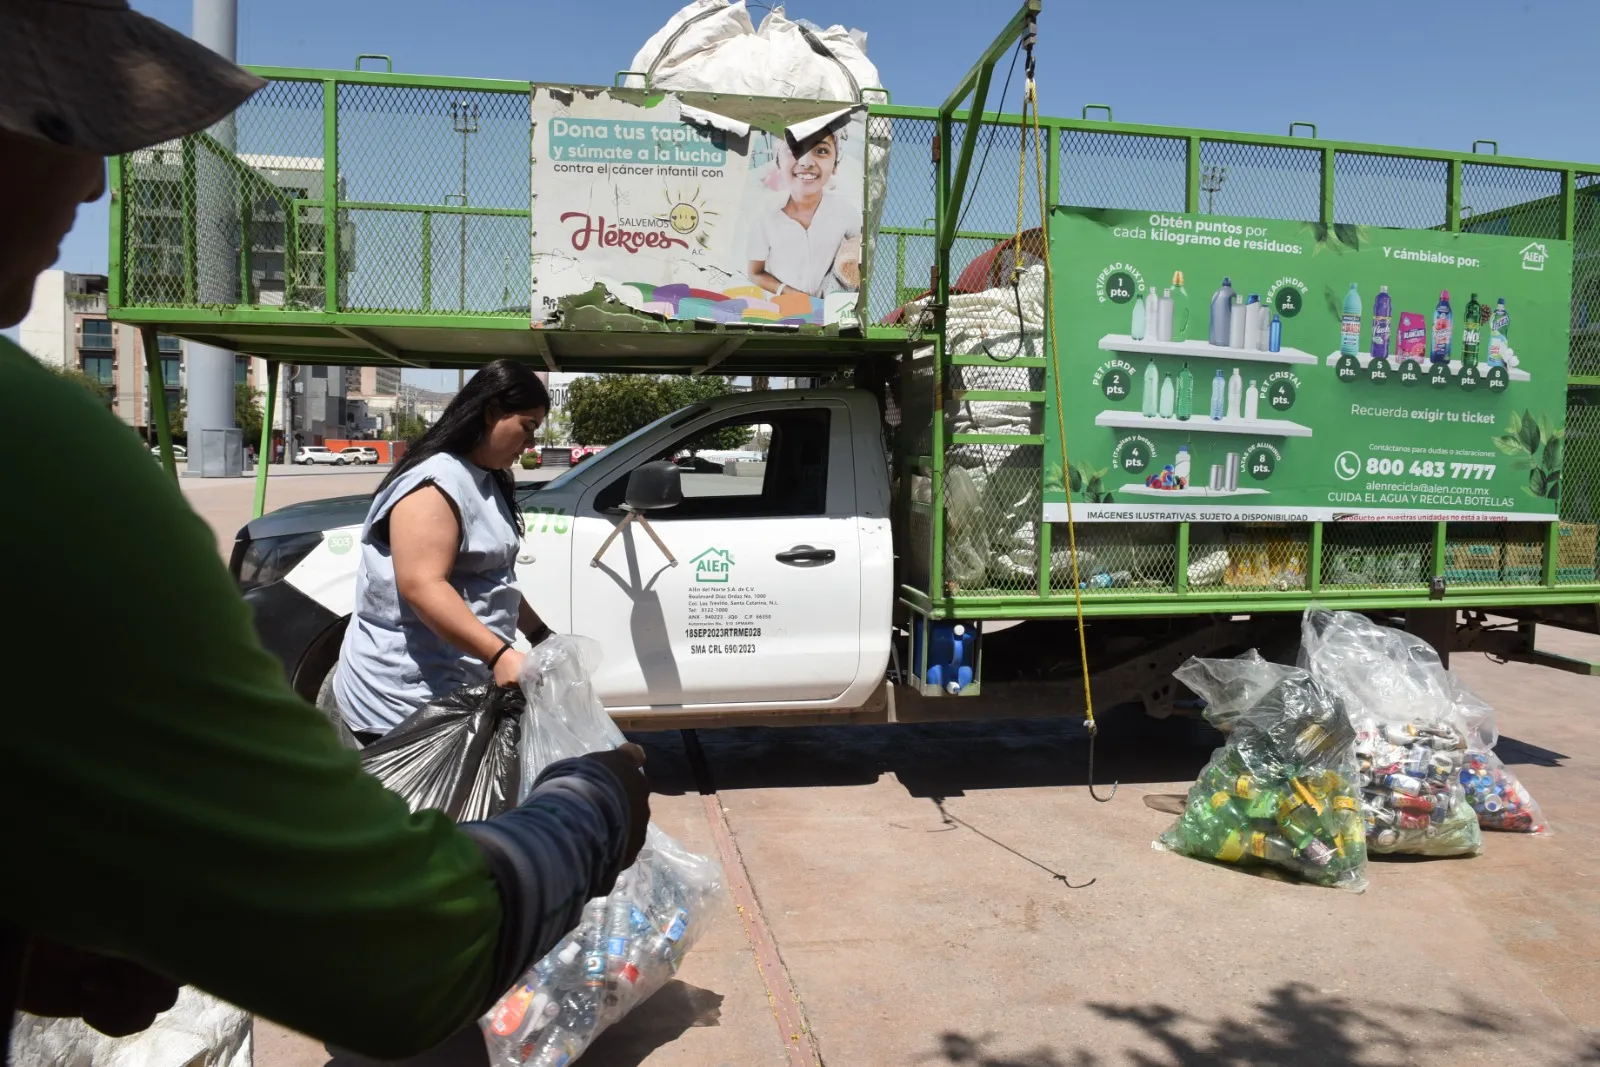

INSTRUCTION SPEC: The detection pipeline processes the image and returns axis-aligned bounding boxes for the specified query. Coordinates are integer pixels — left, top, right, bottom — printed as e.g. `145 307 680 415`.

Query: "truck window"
595 409 831 520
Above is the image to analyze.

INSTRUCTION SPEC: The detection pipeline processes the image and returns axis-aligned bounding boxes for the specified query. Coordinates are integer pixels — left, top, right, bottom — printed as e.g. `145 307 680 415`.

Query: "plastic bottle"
1229 295 1247 350
1244 294 1262 353
1226 367 1243 421
1369 285 1391 361
580 899 608 989
1340 282 1362 357
1488 298 1510 367
1169 271 1190 341
1209 277 1235 346
1269 314 1282 353
1430 290 1453 364
1176 363 1194 420
1244 379 1259 421
1209 369 1226 421
1174 444 1191 488
1159 374 1176 418
1131 291 1148 341
1141 358 1160 417
1157 287 1175 342
1256 305 1272 351
1461 293 1484 368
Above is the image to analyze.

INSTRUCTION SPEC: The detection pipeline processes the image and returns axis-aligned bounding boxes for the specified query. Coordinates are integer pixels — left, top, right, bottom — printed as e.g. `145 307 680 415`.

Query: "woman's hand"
492 647 526 689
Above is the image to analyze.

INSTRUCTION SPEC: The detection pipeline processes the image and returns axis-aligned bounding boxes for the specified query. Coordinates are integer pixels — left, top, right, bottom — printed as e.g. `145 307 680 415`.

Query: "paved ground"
183 475 1600 1067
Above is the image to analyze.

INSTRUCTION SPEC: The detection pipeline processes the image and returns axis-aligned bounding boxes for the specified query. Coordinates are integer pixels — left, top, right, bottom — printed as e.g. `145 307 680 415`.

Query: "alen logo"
691 547 733 583
1520 242 1548 272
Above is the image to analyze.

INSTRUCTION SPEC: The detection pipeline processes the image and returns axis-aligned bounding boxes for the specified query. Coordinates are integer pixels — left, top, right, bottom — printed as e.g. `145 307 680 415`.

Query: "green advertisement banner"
1043 207 1571 523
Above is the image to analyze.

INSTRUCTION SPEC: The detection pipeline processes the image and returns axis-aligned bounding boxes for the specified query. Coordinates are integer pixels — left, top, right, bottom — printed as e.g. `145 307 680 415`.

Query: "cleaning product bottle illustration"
1158 288 1175 342
1174 445 1192 489
1209 369 1226 421
1141 358 1160 417
1430 290 1453 364
1488 298 1510 367
1370 285 1392 362
1131 291 1148 341
1226 367 1243 421
1169 271 1190 341
1461 293 1484 369
1256 306 1272 351
1159 373 1176 418
1340 283 1362 357
1269 314 1282 353
1230 295 1247 350
1245 379 1259 421
1176 363 1194 420
1244 294 1263 354
1209 277 1235 346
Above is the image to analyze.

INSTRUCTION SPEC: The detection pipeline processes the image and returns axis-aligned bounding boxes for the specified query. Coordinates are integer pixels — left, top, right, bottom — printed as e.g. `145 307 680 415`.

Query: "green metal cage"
105 6 1600 620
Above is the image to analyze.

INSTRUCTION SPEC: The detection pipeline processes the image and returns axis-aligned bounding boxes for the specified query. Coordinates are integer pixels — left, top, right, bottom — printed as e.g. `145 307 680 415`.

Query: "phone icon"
1334 452 1361 481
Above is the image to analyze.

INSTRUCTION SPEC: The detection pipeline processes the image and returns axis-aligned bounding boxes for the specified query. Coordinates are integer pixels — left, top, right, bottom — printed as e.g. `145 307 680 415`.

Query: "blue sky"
20 0 1597 389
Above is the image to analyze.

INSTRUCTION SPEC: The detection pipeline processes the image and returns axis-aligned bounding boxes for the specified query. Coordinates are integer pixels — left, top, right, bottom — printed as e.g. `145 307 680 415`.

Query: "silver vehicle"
339 446 380 465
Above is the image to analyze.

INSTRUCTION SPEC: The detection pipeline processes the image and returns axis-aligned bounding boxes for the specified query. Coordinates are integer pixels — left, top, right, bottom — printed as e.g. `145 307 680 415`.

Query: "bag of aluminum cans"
481 636 725 1067
1156 665 1369 891
1446 673 1551 834
1298 608 1482 856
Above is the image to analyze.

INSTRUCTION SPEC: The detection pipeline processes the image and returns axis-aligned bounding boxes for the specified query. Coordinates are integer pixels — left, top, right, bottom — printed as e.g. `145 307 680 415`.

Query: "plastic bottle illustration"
1209 277 1235 346
1159 374 1176 418
1245 380 1259 421
1169 271 1190 341
1430 290 1453 364
1141 358 1160 417
1340 283 1362 357
1461 293 1484 368
1488 298 1510 367
1131 291 1148 341
1244 294 1262 353
1370 285 1392 361
1174 445 1192 488
1158 288 1175 342
1226 368 1243 421
1209 369 1226 421
1230 295 1247 350
1256 305 1272 351
1269 314 1282 353
1176 362 1194 420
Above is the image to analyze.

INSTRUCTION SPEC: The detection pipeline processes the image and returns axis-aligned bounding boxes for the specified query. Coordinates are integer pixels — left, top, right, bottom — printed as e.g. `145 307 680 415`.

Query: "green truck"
113 4 1600 733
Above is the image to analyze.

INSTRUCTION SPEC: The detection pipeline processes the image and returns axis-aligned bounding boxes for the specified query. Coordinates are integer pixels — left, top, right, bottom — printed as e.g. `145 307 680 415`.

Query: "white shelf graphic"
1323 352 1530 382
1100 334 1319 366
1095 410 1313 438
1117 484 1269 498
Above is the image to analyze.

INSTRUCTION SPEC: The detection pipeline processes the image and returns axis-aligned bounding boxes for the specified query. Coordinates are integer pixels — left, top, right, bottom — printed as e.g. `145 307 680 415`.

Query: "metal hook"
1085 720 1118 803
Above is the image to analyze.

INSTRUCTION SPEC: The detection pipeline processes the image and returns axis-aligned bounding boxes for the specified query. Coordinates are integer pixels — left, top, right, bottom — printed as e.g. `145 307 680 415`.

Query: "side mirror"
625 461 683 512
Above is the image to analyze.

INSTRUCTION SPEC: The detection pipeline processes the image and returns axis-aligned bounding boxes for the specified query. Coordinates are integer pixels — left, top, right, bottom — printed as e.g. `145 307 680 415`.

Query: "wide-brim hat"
0 0 266 156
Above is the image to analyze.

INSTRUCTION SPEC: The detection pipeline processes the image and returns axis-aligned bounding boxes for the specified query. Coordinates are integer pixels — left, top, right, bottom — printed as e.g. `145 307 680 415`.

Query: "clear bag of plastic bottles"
1155 667 1369 891
1298 608 1482 857
480 636 725 1067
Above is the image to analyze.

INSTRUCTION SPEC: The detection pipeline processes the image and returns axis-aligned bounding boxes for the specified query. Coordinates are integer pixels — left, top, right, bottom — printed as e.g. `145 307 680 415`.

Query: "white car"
295 446 348 466
150 443 188 460
339 446 380 465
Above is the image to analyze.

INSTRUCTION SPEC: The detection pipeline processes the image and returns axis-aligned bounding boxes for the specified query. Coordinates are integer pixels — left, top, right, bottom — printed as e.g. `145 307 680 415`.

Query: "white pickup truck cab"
235 389 896 725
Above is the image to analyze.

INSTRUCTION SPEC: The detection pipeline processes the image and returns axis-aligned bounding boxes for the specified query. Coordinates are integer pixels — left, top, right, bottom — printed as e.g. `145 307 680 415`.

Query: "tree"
42 362 110 403
565 374 747 450
537 408 570 447
388 411 428 442
235 384 263 445
164 391 187 443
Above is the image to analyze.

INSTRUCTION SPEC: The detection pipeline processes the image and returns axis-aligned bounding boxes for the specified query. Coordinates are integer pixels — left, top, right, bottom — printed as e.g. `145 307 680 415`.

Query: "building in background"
345 365 402 438
18 270 281 439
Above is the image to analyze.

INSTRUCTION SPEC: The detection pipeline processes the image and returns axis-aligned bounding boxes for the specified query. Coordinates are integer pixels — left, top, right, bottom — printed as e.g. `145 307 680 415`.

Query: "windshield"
540 403 707 491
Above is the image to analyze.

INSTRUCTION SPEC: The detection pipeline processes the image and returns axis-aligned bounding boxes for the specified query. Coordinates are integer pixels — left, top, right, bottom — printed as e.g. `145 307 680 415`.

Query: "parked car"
339 446 380 465
295 446 347 466
150 443 188 460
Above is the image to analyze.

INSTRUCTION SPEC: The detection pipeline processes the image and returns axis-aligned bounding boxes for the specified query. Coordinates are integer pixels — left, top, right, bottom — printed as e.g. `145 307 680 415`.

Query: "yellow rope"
1014 77 1098 739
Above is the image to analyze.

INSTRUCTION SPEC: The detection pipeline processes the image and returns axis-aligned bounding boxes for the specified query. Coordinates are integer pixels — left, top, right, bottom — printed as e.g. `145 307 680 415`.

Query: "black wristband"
486 640 513 670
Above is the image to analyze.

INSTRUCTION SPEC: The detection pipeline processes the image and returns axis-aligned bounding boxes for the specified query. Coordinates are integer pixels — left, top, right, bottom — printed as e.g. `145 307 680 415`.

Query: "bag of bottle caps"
1156 666 1368 892
481 637 725 1067
1298 608 1482 856
1446 672 1550 834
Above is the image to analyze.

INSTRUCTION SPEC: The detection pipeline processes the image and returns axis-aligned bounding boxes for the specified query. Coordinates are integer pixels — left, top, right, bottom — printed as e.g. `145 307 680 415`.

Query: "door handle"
775 545 836 565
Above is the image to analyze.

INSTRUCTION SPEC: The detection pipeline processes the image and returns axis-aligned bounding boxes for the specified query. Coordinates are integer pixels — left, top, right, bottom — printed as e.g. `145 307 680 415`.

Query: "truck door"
570 399 861 709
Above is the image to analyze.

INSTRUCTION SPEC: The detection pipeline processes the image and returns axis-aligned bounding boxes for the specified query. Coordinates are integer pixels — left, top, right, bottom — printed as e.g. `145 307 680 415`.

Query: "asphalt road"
177 470 1600 1067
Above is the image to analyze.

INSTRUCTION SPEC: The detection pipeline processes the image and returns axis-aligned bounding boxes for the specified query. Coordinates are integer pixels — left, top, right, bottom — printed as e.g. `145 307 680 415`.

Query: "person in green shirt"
0 2 650 1060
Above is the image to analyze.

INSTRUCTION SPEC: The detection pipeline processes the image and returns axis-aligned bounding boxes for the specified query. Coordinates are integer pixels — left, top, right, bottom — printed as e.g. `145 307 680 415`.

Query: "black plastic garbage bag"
359 683 525 822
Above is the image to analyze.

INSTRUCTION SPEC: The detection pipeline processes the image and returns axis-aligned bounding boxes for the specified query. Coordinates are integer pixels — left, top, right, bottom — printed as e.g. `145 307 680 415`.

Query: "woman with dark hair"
330 359 552 742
